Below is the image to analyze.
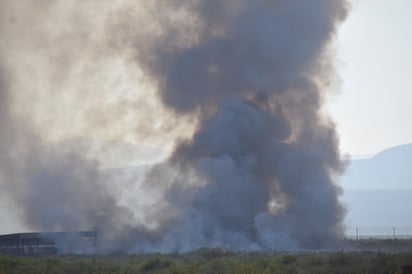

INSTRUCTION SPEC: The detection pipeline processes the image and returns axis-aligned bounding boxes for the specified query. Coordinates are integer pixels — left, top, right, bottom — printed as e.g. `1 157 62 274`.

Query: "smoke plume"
0 0 349 252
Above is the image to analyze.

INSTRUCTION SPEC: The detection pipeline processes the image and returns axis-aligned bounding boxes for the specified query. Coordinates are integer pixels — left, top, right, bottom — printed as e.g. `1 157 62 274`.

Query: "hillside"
340 143 412 235
341 143 412 190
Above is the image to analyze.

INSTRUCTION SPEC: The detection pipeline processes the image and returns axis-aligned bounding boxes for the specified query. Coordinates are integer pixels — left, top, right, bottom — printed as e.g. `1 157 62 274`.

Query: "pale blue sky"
330 0 412 156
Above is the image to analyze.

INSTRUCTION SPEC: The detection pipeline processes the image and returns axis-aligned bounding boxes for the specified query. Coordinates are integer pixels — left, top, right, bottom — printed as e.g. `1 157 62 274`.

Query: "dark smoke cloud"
0 0 349 253
121 0 349 251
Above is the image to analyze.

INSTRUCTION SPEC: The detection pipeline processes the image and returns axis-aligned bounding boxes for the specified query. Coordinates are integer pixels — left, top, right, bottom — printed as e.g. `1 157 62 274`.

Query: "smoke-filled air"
0 0 350 253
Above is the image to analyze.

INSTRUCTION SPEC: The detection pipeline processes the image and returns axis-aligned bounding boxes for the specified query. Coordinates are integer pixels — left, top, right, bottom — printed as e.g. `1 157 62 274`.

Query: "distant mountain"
339 143 412 234
342 189 412 231
340 143 412 189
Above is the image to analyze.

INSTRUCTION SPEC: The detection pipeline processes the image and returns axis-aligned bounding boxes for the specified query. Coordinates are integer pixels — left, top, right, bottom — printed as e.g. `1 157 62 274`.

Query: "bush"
139 256 174 272
0 249 411 274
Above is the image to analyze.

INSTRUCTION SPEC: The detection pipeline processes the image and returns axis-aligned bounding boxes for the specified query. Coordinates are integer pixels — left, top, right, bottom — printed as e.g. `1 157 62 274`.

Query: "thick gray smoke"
0 1 138 251
0 0 349 253
0 65 133 251
125 0 349 252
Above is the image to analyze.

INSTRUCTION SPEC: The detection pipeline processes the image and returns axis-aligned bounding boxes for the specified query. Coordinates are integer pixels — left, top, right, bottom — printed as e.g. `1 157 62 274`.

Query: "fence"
346 226 412 240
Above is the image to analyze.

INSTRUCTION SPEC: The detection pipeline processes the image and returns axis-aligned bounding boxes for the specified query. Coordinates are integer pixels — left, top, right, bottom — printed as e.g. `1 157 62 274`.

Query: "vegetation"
1 248 412 274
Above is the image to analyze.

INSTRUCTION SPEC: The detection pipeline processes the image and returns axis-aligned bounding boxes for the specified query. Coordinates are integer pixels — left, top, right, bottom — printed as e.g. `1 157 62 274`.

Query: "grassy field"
1 248 412 274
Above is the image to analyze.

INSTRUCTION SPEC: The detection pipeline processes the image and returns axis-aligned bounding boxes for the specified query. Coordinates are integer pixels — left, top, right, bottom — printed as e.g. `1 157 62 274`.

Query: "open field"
1 242 412 274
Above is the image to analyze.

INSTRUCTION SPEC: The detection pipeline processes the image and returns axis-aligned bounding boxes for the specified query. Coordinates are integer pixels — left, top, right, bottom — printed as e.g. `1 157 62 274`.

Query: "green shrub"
0 249 412 274
139 256 174 272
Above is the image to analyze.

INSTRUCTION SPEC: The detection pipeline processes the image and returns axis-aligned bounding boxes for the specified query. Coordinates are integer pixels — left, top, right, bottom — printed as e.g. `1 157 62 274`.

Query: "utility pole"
392 227 396 240
94 226 99 253
356 227 359 241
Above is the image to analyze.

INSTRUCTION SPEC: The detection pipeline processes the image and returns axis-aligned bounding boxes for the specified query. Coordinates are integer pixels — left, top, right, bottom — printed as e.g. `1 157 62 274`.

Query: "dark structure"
0 231 97 255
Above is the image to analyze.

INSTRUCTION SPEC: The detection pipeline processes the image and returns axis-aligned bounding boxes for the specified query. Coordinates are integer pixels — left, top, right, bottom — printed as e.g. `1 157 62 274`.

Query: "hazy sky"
329 0 412 156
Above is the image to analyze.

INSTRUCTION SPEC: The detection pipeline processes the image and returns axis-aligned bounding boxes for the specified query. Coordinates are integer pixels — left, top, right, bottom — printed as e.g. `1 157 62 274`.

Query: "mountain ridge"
341 143 412 189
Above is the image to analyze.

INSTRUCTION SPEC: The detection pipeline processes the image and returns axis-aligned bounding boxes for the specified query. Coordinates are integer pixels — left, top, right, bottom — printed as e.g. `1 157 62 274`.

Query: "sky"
329 0 412 156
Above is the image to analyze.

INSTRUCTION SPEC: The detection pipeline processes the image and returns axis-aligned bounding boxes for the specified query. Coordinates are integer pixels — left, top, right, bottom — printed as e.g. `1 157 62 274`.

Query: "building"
0 231 97 255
